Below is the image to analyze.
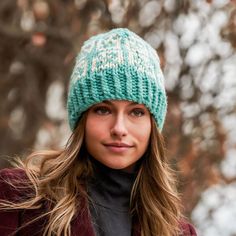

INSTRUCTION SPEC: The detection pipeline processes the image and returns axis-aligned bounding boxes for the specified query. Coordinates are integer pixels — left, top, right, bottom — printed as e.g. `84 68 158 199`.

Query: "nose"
110 114 128 138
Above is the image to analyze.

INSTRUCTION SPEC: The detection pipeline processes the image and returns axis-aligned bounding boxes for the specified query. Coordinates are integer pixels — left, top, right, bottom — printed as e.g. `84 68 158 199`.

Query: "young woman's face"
85 100 151 172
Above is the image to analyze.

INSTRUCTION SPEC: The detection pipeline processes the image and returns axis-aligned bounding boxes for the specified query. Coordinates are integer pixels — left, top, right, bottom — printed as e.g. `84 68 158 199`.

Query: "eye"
131 108 145 117
93 106 111 115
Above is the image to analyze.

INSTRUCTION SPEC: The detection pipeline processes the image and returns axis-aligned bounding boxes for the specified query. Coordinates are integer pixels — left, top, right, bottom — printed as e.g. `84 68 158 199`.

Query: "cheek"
143 127 151 144
85 116 107 147
135 121 151 146
85 117 96 150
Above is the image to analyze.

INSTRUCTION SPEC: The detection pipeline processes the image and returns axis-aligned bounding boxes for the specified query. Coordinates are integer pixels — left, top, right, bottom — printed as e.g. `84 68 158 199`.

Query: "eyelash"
93 106 110 115
131 108 145 117
93 106 146 117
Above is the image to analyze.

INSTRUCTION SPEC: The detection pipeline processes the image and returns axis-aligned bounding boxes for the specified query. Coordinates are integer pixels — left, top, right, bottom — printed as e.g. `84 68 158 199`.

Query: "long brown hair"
0 114 181 236
131 117 182 236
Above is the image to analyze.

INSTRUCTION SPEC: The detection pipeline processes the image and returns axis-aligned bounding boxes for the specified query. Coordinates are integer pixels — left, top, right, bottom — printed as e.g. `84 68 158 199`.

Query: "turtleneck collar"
87 157 137 211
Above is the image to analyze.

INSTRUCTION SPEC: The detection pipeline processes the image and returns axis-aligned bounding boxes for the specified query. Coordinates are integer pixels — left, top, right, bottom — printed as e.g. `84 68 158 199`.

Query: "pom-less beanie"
67 28 167 131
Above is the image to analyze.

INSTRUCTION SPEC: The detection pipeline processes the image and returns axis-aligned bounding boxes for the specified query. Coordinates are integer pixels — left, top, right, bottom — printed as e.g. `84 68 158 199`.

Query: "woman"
0 28 197 236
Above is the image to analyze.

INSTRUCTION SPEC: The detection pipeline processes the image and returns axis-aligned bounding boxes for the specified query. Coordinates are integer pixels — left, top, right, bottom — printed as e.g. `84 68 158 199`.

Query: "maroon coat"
0 168 197 236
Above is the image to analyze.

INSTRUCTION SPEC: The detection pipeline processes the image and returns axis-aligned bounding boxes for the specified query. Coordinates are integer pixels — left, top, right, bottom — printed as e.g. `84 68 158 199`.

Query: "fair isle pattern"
67 28 167 130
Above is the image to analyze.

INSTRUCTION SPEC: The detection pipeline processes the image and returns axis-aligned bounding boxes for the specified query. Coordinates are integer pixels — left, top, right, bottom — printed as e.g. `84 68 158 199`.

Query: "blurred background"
0 0 236 235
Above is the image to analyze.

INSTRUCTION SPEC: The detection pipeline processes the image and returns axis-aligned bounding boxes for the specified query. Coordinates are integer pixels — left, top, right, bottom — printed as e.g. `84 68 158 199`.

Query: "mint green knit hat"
67 28 167 131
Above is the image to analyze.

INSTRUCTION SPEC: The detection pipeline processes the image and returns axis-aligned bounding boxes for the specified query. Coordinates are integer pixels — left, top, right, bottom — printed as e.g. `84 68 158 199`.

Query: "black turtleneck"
87 158 137 236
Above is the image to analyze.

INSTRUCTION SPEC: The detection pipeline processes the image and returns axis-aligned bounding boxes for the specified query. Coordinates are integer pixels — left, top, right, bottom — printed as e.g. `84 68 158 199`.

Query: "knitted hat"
67 28 167 131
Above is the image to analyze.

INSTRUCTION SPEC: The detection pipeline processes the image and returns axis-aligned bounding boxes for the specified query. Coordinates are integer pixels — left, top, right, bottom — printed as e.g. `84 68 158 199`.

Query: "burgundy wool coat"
0 168 197 236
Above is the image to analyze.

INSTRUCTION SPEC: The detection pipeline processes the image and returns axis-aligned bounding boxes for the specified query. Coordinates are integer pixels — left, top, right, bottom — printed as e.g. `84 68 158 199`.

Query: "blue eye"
94 106 110 115
131 108 145 117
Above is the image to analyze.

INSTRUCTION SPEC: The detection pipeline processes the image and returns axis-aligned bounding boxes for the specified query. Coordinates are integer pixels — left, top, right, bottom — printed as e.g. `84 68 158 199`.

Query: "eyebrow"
102 100 140 106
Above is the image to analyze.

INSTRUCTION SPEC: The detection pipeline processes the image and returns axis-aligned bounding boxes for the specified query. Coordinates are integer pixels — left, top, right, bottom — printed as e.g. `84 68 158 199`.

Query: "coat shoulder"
0 168 29 236
0 167 26 179
179 220 197 236
0 168 30 202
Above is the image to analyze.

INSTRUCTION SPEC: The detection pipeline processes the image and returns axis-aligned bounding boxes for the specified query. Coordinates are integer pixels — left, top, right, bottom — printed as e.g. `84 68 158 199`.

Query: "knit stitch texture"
67 28 167 130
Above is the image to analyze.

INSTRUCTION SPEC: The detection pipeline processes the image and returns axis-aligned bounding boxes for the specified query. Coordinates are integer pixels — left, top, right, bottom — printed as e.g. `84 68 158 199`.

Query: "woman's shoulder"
0 168 30 202
0 167 28 185
179 220 197 236
0 167 27 178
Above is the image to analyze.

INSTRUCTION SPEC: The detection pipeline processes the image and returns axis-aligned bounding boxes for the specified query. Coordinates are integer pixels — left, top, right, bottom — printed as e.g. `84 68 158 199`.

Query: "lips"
104 142 133 147
103 142 133 153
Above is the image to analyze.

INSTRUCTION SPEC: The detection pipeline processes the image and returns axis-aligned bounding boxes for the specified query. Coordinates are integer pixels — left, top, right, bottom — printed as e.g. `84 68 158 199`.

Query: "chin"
106 163 129 170
103 160 135 172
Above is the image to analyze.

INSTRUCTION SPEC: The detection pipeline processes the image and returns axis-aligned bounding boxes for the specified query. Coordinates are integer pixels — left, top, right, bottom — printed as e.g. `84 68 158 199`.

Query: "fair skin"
85 100 151 172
